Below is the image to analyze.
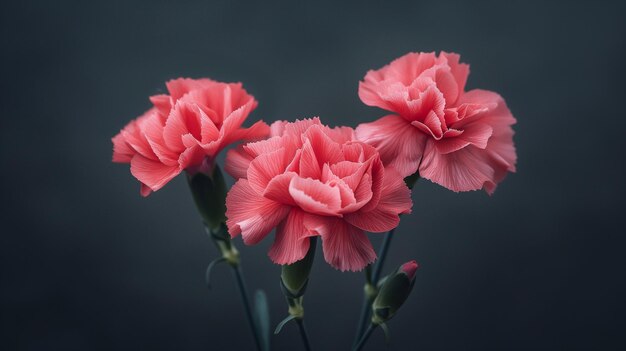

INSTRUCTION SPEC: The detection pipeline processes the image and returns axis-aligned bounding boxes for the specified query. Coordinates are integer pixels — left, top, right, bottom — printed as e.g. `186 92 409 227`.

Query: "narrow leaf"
254 290 271 351
205 257 226 289
274 314 297 335
380 322 391 344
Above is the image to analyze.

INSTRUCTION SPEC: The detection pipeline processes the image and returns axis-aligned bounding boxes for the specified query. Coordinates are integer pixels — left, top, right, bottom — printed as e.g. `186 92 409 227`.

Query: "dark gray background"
2 0 625 350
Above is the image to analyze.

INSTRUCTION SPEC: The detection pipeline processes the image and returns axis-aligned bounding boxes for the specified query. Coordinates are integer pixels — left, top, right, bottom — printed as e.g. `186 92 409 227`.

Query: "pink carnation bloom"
112 78 269 196
225 118 412 271
356 52 517 194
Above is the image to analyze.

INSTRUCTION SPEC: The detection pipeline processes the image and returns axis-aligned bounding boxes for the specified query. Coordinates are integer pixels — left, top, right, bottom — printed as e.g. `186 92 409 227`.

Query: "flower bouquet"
112 51 517 350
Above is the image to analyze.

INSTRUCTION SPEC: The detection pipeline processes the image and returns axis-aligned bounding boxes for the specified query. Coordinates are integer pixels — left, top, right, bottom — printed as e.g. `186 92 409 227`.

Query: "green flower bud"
371 260 419 325
187 161 227 233
280 237 317 298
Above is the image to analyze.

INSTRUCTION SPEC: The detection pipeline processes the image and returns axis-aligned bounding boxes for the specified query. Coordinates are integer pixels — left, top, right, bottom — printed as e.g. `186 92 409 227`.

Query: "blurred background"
2 0 625 350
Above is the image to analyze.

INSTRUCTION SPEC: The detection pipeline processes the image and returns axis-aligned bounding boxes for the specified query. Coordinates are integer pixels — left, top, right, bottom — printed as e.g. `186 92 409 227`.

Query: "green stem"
371 228 395 283
353 294 375 348
296 318 313 351
353 228 395 345
353 323 376 351
232 264 263 351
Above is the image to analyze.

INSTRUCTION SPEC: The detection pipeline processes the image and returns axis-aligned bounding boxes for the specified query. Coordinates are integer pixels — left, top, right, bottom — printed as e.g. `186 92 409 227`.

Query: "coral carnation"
112 78 269 196
225 118 412 271
356 52 517 194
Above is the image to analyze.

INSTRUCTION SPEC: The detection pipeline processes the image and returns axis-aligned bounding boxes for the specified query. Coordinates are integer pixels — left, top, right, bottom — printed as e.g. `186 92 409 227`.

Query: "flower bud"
371 260 419 325
187 160 227 232
400 260 418 280
280 237 317 298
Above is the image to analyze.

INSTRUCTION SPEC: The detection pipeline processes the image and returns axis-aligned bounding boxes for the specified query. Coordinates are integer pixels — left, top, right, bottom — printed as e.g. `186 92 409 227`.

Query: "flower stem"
187 166 263 350
353 228 395 346
232 264 263 351
371 228 395 283
353 323 376 351
296 318 313 351
353 294 374 348
283 296 313 351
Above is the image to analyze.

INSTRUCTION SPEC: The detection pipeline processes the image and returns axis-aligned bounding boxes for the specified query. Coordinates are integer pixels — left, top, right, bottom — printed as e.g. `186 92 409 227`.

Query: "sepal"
187 161 228 231
371 260 419 324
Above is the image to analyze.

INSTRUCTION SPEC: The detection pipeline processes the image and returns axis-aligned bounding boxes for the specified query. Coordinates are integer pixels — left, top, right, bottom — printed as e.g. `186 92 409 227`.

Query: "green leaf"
380 322 391 344
205 257 226 289
254 290 271 351
274 314 297 335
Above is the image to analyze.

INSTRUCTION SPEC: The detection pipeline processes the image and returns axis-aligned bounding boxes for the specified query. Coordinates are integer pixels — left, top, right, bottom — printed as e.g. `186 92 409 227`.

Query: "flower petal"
264 172 297 206
345 168 412 232
226 179 290 244
305 216 376 272
302 124 344 166
112 133 133 163
130 154 180 195
225 146 254 180
440 52 469 97
289 176 342 216
356 115 428 178
299 139 322 179
162 101 201 152
268 209 316 265
454 89 516 129
166 78 216 100
218 100 262 147
419 141 496 193
435 123 493 154
120 110 160 160
247 147 289 192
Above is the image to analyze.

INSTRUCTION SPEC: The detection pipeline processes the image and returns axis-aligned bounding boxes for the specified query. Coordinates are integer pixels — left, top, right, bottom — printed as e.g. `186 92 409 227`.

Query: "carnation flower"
225 118 412 271
356 52 517 194
112 78 269 196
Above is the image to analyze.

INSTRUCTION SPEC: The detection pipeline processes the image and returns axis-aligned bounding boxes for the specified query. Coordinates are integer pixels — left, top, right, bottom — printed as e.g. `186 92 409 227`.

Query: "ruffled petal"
243 136 285 157
264 172 297 206
453 90 516 129
433 67 459 106
419 141 496 193
344 168 412 232
283 117 322 137
142 113 179 166
268 209 316 265
149 94 173 118
130 154 180 195
289 176 342 216
112 133 134 163
217 100 260 147
162 101 201 152
302 124 344 166
356 114 427 178
435 123 493 154
120 110 160 160
440 52 469 100
483 124 517 194
225 146 254 180
226 179 290 244
305 216 376 272
165 78 216 100
299 139 322 179
247 147 289 192
231 120 270 144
